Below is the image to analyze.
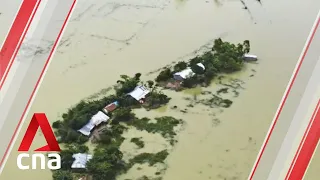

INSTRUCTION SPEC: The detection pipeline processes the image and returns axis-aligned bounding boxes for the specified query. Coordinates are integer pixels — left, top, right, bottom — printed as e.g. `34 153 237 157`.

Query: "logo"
17 113 61 170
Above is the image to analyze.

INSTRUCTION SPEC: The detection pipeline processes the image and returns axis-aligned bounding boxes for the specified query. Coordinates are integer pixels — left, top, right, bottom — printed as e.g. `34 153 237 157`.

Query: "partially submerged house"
78 111 110 136
128 85 150 103
243 54 258 61
173 63 205 81
71 153 93 169
102 101 119 114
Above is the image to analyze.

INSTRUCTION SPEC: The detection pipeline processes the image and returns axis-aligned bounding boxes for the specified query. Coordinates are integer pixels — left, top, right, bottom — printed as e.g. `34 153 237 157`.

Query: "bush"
87 146 126 180
131 138 145 148
111 107 135 123
129 150 169 166
155 68 172 82
52 170 73 180
173 61 188 72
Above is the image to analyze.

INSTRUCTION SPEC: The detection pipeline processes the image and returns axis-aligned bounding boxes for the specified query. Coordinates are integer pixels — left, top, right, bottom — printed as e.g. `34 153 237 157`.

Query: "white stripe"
247 9 320 180
0 0 77 174
0 0 51 105
285 59 320 179
0 0 24 103
267 55 320 179
0 0 24 53
0 0 42 89
0 0 51 133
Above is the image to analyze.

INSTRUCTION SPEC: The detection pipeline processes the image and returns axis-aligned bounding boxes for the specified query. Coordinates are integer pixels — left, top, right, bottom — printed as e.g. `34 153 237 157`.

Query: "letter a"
18 113 61 152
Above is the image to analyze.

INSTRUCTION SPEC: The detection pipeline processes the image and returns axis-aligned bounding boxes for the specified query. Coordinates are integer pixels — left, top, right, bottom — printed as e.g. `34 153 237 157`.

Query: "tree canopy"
154 38 251 87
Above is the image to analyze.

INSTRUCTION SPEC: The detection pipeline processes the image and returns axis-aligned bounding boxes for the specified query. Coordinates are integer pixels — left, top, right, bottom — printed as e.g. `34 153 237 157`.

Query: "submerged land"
1 0 319 179
51 38 254 180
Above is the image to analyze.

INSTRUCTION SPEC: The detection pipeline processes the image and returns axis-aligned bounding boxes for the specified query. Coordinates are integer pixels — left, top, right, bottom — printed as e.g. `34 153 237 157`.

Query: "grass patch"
131 137 145 148
128 116 182 139
129 150 169 166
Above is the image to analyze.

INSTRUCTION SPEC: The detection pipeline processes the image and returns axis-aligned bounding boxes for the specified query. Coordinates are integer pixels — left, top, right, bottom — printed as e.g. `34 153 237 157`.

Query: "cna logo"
17 113 61 170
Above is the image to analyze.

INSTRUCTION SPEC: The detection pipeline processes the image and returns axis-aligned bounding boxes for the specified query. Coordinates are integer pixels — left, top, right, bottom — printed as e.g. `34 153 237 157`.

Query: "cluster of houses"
70 53 258 172
76 54 257 137
173 63 206 81
71 85 151 171
77 85 150 137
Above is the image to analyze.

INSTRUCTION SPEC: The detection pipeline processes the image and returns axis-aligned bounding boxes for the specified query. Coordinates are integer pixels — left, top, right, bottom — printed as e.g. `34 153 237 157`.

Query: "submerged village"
51 38 257 180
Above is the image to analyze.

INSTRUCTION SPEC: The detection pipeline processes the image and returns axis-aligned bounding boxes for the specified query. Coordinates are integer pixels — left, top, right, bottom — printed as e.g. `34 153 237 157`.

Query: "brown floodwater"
1 0 320 179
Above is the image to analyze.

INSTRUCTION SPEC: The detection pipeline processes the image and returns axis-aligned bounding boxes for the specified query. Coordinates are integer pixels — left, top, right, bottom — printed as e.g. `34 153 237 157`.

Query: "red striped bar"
0 0 41 89
286 99 320 180
248 14 320 180
0 0 77 170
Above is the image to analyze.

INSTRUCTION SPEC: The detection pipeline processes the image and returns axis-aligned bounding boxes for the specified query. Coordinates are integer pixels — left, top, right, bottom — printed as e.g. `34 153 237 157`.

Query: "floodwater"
1 0 320 179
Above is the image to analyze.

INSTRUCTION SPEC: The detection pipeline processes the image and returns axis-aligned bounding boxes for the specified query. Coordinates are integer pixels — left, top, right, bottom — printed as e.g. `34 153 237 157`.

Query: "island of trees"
51 38 251 180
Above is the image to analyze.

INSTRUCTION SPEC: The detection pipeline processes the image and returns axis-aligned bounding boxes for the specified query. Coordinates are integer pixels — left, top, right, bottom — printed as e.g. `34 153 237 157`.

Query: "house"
173 68 194 81
243 54 258 61
173 63 205 81
128 85 150 103
102 101 119 114
78 111 110 136
71 153 93 169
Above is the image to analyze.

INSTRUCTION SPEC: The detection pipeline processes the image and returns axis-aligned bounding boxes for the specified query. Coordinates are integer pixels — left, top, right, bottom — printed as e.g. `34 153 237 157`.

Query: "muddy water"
1 0 320 179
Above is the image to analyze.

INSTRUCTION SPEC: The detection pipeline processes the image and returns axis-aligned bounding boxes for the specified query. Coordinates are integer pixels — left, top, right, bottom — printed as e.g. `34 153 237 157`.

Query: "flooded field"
1 0 320 179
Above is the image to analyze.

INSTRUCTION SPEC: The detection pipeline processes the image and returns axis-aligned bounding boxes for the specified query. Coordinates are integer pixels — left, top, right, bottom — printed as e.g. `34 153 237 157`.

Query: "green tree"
189 56 203 67
116 74 141 96
134 73 142 80
147 90 170 108
182 76 198 88
87 147 125 180
52 170 73 180
147 80 155 89
212 38 223 52
243 40 250 54
173 61 187 72
191 64 205 74
155 68 172 82
112 107 135 123
59 150 75 170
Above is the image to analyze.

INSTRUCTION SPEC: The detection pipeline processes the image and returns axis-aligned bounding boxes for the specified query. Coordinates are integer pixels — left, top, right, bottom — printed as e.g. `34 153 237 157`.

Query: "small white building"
173 63 205 81
78 111 110 136
128 85 150 101
71 153 93 169
243 54 258 61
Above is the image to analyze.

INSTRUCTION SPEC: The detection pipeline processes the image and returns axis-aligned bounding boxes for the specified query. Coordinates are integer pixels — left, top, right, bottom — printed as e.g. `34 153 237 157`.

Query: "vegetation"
52 95 119 144
131 137 145 148
86 146 126 180
198 94 233 108
52 170 73 180
155 68 172 83
144 81 171 109
53 115 179 180
129 150 169 166
217 88 228 95
115 73 141 96
155 38 251 88
96 123 127 146
51 38 251 180
53 74 170 144
111 107 135 123
173 61 188 72
128 117 182 140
